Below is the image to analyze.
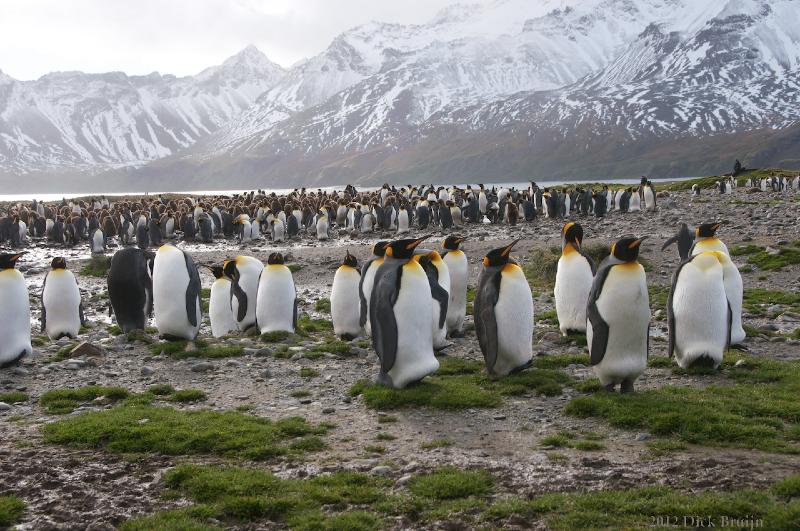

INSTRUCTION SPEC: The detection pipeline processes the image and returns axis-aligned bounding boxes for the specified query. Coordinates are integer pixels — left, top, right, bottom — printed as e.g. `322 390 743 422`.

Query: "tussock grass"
80 255 112 277
532 354 588 369
315 298 331 313
349 358 569 411
0 391 29 404
745 244 800 272
566 354 800 453
408 468 494 500
148 339 243 360
420 438 452 449
43 407 330 460
40 386 129 414
0 496 26 528
170 389 208 403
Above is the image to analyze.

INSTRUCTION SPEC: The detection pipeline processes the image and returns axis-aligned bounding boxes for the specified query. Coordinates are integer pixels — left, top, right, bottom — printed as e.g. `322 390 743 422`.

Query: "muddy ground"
1 187 799 530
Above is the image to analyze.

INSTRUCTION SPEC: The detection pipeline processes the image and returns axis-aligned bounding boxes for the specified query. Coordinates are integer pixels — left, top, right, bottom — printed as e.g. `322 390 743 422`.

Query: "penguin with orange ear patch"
587 237 650 393
474 240 534 376
0 253 31 367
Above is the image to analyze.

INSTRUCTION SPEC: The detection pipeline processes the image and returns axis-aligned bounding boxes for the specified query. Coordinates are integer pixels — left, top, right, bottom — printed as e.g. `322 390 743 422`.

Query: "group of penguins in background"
706 174 800 195
0 178 671 251
0 216 745 392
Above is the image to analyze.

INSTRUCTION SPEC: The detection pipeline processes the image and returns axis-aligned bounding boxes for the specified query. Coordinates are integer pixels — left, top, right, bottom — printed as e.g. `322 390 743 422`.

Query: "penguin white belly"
644 188 655 210
233 258 263 332
388 264 439 388
316 219 329 240
210 279 237 338
691 238 729 257
492 265 534 376
443 252 468 334
554 252 594 335
256 266 296 333
239 221 252 242
273 222 286 242
362 261 381 336
589 264 649 385
431 261 451 350
717 253 745 345
331 266 361 339
43 271 81 339
614 193 622 209
153 247 199 340
397 211 409 233
671 254 728 369
0 270 31 365
629 194 641 211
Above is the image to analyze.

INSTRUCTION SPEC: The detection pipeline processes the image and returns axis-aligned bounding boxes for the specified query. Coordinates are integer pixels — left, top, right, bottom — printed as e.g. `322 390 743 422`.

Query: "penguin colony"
0 177 789 390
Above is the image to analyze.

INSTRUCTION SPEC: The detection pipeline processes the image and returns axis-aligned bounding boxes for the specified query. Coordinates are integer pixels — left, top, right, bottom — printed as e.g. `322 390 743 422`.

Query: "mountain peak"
222 45 283 71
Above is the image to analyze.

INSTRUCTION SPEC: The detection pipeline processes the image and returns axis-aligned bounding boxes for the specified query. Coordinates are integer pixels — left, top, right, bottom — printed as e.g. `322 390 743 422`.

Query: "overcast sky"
0 0 492 81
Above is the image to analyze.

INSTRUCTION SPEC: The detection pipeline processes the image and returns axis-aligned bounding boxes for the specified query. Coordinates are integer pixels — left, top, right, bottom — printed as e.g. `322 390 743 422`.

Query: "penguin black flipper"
422 259 449 329
183 252 201 328
231 281 248 323
371 265 401 374
40 275 48 333
79 302 86 326
577 248 597 275
293 291 298 330
475 269 501 372
726 301 733 351
667 258 692 358
587 264 613 366
661 235 678 253
358 258 373 328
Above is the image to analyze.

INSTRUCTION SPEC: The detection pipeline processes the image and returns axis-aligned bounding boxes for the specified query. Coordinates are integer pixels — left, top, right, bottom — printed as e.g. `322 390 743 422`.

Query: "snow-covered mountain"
2 0 799 190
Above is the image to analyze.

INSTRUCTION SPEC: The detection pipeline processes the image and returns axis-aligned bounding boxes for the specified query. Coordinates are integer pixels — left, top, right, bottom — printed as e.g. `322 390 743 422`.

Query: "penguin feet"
603 383 617 393
509 358 533 375
0 350 28 369
620 380 635 394
448 330 466 339
434 343 454 355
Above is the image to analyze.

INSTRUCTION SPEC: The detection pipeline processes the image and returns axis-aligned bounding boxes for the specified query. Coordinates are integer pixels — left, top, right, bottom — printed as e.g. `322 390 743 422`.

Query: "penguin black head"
0 253 25 270
562 222 584 247
385 236 429 260
208 265 225 279
611 237 646 262
51 257 67 270
267 252 285 265
223 259 239 281
372 241 389 257
482 240 519 268
696 222 721 238
443 235 465 251
342 250 358 268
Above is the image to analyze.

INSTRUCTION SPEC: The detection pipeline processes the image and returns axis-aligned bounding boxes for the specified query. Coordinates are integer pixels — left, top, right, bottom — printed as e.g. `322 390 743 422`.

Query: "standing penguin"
441 236 468 337
690 222 728 256
359 241 389 337
208 265 237 338
0 253 31 368
331 250 362 340
256 252 297 334
316 209 330 240
418 250 451 352
107 248 154 333
41 257 84 340
474 240 534 376
89 227 106 254
587 237 650 393
668 251 730 369
152 244 202 341
661 223 694 261
370 237 439 389
223 255 263 333
554 222 596 336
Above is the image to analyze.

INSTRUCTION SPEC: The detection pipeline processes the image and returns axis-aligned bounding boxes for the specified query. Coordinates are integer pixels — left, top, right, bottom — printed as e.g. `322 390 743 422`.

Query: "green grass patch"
315 298 331 313
731 244 765 256
40 385 129 414
287 264 303 273
363 445 385 454
260 330 291 343
532 354 588 369
299 367 319 378
147 384 175 396
482 479 800 528
80 255 112 277
421 439 453 450
31 335 48 346
309 338 352 357
646 439 688 457
648 284 670 310
408 468 494 500
377 414 397 424
0 391 29 404
743 288 800 316
648 356 673 368
170 389 208 403
524 247 560 289
745 244 800 271
290 390 311 398
43 406 330 460
296 314 334 336
537 309 558 324
0 495 26 528
149 339 243 360
120 507 222 531
573 379 603 393
350 358 569 411
466 286 475 315
540 432 575 448
772 476 800 500
107 324 123 336
49 342 78 363
566 354 800 453
573 440 605 451
375 433 396 441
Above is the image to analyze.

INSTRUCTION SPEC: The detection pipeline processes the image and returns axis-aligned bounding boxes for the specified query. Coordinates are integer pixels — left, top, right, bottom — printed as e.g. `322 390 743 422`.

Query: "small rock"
397 474 413 485
0 402 11 411
140 366 155 376
635 432 652 441
322 407 335 414
70 342 107 358
261 369 272 379
191 362 215 373
12 367 29 376
370 465 393 476
734 359 747 367
492 414 507 420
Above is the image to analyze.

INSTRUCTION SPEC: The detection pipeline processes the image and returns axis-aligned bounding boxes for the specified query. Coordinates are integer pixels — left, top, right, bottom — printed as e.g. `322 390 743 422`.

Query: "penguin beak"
628 237 647 249
10 253 25 262
712 223 721 231
500 239 520 257
406 235 430 250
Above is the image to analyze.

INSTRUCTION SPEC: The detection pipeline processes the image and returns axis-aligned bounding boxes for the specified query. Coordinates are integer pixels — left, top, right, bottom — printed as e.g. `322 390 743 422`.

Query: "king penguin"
668 251 730 369
418 249 451 351
331 250 362 340
107 248 154 333
359 241 389 337
587 237 650 393
0 253 31 368
41 257 85 340
441 236 468 337
554 222 596 336
661 223 694 261
474 240 534 376
370 237 439 389
208 265 237 338
256 252 297 334
690 222 729 256
223 255 263 333
152 244 202 341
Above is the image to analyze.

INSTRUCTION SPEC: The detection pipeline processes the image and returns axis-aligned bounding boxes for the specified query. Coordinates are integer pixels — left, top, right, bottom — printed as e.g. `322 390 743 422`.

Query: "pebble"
140 366 155 376
322 407 335 414
191 362 215 373
0 402 11 411
635 432 652 441
12 367 29 376
370 465 393 476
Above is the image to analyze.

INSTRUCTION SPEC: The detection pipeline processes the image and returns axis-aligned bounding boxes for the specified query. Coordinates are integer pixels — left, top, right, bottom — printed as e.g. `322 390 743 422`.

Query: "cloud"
0 0 487 80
